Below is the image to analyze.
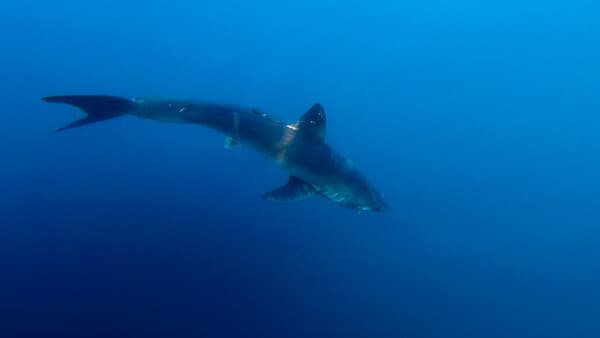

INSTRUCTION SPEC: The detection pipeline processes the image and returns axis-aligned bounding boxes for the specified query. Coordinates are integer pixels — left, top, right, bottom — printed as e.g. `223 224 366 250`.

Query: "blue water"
2 1 600 337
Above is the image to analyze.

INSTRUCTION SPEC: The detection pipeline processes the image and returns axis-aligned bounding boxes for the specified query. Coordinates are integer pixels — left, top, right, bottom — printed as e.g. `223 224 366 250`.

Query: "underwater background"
1 1 599 337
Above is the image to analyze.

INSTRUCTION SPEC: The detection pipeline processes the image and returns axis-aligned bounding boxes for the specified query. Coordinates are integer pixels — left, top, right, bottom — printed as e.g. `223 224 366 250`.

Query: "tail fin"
42 95 137 132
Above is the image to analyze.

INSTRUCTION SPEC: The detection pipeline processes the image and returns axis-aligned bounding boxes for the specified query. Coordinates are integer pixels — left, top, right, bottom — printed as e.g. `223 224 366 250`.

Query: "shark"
43 95 390 212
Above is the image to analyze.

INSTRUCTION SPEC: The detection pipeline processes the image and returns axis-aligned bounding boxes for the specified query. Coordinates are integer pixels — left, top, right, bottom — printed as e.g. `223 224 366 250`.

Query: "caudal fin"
42 95 136 132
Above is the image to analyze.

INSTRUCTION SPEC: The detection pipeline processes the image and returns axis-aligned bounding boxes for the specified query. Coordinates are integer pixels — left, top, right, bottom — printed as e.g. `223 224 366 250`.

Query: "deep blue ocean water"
2 1 600 337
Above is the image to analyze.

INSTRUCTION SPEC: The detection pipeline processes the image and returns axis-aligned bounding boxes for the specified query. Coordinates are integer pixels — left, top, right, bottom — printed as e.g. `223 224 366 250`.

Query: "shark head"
355 188 391 213
336 169 391 213
264 103 391 213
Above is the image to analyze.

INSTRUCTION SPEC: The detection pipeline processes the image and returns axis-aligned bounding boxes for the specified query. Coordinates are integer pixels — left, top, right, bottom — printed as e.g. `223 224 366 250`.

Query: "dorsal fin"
297 103 326 141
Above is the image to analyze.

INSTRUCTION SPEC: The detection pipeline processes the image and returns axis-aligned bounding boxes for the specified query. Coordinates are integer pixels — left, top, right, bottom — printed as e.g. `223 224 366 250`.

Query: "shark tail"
42 95 137 132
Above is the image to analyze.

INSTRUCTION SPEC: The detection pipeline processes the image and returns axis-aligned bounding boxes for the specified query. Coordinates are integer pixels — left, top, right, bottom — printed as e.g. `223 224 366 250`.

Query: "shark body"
43 95 389 212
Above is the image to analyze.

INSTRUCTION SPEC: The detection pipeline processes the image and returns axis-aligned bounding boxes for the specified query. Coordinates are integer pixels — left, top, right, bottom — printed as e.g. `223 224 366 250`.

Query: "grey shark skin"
42 95 390 213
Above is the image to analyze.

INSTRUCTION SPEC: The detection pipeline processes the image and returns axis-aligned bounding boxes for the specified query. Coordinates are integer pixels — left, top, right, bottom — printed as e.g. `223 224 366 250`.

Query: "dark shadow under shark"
43 95 390 213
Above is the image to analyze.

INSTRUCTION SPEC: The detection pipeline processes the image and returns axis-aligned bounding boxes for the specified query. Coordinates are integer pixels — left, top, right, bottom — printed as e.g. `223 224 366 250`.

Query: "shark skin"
42 95 390 213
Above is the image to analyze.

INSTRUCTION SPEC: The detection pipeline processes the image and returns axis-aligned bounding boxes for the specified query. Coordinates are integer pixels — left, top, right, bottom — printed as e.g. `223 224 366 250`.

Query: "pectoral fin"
262 177 315 202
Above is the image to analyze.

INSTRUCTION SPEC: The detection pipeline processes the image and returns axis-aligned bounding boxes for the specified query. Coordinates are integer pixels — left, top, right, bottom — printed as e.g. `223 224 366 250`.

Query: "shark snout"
369 190 391 213
375 204 390 213
372 199 391 213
